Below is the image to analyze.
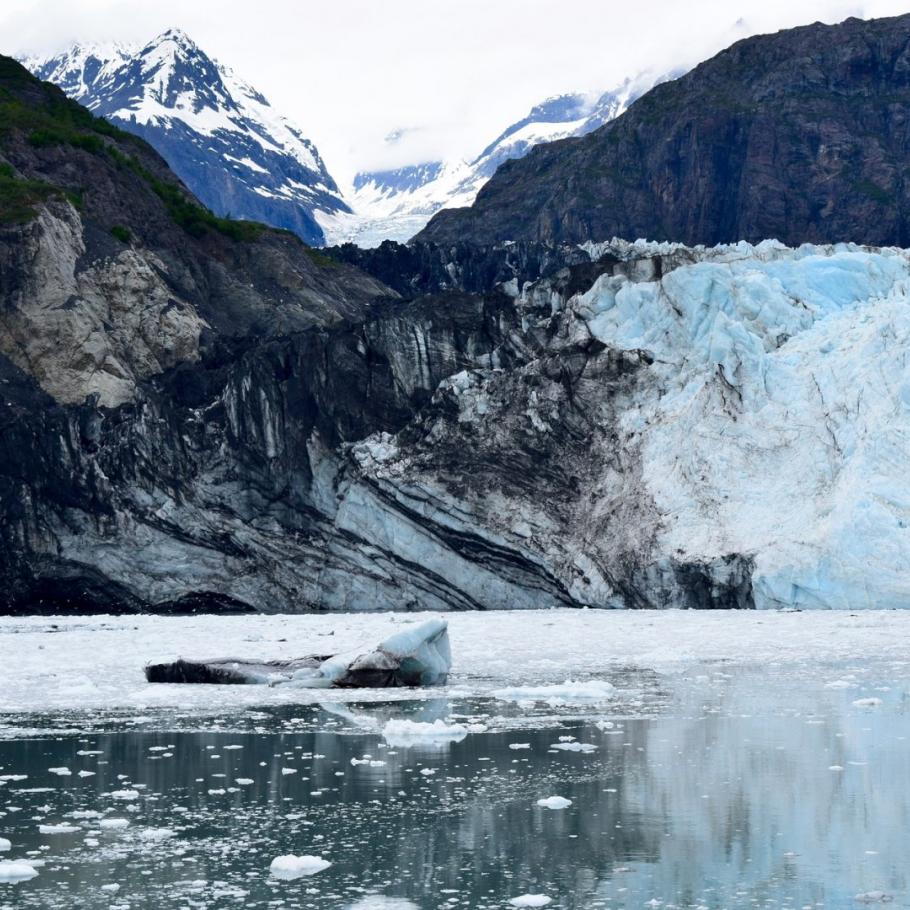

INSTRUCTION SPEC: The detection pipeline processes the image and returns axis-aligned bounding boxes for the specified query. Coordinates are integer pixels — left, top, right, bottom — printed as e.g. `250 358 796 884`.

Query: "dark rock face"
324 240 602 297
418 14 910 248
0 56 758 613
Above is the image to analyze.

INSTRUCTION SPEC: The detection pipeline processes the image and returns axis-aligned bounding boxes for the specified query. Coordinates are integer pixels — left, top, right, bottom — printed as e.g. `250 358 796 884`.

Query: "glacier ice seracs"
347 238 910 611
614 244 905 608
575 240 910 609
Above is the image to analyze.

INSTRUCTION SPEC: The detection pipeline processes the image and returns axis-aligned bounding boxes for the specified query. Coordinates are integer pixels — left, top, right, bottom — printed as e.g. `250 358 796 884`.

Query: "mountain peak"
147 27 199 54
24 31 350 245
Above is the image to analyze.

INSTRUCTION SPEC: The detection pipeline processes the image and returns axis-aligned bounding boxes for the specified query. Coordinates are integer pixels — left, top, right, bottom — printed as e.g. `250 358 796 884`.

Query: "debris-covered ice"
145 618 451 689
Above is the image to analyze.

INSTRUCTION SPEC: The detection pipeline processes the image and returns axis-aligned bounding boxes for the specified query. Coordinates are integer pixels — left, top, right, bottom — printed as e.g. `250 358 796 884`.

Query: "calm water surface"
0 671 908 910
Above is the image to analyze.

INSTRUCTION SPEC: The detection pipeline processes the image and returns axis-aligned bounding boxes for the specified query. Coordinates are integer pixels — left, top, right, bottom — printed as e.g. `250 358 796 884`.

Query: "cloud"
1 0 905 189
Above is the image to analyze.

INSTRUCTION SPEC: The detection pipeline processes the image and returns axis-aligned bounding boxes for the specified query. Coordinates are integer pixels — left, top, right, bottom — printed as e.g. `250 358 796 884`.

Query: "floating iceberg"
269 854 332 879
0 860 39 882
381 718 468 747
537 796 572 809
493 679 615 704
145 618 451 689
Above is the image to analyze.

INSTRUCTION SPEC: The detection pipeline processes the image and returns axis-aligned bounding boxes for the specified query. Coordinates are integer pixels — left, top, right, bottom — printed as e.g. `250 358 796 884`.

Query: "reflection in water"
0 671 908 909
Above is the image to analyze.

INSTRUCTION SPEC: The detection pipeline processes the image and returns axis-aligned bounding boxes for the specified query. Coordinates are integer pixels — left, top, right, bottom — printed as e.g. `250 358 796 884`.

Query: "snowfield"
0 609 908 716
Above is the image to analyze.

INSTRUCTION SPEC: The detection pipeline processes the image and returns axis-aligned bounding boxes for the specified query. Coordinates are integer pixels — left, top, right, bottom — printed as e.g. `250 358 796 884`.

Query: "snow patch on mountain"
25 29 349 245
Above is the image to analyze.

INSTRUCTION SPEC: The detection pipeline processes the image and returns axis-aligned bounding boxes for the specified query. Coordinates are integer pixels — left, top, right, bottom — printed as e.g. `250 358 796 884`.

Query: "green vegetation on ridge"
0 55 265 241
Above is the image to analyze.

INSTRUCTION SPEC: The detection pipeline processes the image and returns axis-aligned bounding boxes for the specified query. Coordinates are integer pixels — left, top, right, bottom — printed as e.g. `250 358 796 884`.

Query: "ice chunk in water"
0 860 38 881
537 796 572 809
382 719 468 747
269 854 332 879
316 618 451 688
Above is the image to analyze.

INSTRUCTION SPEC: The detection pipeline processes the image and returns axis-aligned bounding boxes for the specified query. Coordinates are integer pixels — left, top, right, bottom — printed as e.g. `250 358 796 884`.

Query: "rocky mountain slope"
321 79 661 246
25 29 350 246
5 37 910 614
418 14 910 248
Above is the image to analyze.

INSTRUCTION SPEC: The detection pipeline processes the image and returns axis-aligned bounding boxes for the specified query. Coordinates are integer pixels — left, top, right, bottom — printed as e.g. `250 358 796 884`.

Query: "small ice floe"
537 796 572 810
419 768 437 776
509 743 531 750
493 679 615 704
47 767 71 776
100 884 120 893
509 895 552 907
110 789 139 800
146 618 451 689
38 824 80 834
852 698 883 708
99 819 129 829
551 742 597 753
854 892 893 903
825 679 856 689
139 828 175 842
347 898 419 910
235 778 254 786
269 854 332 880
77 771 95 778
382 719 468 747
0 859 39 881
596 721 615 730
829 765 845 771
0 838 10 851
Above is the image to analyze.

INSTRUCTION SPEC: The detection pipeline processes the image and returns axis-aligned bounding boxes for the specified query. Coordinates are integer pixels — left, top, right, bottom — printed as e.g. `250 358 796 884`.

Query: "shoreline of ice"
0 609 907 718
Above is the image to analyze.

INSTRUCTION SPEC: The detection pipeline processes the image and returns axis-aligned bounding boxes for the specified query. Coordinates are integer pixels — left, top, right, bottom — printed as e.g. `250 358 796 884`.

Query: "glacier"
320 77 667 246
6 178 910 611
571 240 910 609
346 239 910 611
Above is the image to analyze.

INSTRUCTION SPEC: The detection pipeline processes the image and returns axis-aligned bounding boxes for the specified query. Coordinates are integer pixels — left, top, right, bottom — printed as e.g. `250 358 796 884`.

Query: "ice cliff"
340 239 910 610
9 220 910 610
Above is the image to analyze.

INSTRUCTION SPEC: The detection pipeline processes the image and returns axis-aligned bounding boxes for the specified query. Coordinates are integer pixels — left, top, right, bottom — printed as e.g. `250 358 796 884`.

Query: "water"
1 674 908 910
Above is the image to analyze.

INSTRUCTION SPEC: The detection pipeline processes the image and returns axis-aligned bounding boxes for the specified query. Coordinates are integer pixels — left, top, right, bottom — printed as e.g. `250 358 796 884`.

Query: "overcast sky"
3 0 910 186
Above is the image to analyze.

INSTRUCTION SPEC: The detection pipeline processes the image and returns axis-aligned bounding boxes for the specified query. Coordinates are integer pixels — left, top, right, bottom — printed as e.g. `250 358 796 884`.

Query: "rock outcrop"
418 14 910 249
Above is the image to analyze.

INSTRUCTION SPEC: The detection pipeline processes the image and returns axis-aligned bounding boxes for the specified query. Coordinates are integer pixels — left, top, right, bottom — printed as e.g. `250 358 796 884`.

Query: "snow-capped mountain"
25 33 672 248
320 76 669 247
25 29 350 245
